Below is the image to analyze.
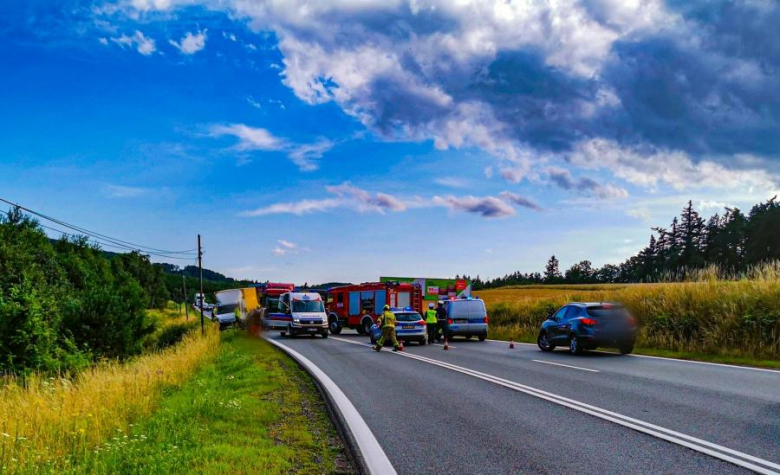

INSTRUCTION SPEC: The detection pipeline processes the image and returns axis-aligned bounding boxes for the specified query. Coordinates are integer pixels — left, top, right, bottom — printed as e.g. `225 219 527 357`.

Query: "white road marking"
532 359 600 372
430 343 457 348
265 337 397 475
330 336 780 475
486 338 780 374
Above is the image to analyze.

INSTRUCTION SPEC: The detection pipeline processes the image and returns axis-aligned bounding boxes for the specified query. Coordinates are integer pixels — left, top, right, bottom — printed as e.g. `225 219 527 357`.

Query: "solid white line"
264 337 397 475
532 359 600 373
485 338 780 373
330 336 780 474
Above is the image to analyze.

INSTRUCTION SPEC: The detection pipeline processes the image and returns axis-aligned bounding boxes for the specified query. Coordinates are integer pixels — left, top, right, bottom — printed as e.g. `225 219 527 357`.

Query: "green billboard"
379 277 471 301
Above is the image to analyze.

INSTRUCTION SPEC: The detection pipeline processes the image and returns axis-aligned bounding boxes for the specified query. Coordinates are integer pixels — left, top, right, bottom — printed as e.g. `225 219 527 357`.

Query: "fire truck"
326 281 423 335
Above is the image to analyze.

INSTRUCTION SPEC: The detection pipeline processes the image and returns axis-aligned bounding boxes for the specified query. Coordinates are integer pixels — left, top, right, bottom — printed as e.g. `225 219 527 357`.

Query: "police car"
369 307 427 346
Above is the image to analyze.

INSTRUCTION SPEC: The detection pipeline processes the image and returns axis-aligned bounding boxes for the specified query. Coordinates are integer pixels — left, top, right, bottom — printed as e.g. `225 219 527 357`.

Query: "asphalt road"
266 330 780 474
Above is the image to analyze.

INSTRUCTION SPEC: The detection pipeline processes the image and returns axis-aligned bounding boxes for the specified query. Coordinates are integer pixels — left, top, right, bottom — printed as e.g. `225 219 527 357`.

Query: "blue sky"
1 0 778 284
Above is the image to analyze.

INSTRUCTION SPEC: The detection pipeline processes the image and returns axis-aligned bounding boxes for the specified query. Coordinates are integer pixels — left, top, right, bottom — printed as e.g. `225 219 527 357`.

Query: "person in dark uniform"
435 301 449 342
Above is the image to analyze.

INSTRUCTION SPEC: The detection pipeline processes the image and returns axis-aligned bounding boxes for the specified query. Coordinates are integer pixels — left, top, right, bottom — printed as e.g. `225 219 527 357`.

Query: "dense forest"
467 197 780 289
0 207 252 375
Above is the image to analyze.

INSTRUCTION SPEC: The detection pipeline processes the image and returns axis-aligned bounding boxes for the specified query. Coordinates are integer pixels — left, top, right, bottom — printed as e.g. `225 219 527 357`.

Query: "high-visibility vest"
425 308 438 324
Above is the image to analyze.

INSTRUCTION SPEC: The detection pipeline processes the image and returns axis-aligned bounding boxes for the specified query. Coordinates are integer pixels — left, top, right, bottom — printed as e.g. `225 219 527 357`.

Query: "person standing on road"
425 302 438 343
375 305 401 352
436 301 449 342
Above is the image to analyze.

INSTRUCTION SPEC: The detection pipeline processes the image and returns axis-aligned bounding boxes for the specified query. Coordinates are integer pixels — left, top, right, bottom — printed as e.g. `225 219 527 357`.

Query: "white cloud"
434 177 469 188
274 239 298 256
699 199 734 211
110 30 156 55
209 123 333 171
98 37 109 45
568 139 777 191
103 184 147 198
277 239 296 249
169 29 207 55
627 208 651 221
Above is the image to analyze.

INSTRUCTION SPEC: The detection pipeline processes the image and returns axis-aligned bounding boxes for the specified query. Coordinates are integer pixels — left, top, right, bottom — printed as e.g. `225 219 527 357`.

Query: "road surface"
265 331 780 474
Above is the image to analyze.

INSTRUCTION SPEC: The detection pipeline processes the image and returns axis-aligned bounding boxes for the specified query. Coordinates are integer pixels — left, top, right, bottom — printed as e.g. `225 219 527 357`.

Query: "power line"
2 197 198 260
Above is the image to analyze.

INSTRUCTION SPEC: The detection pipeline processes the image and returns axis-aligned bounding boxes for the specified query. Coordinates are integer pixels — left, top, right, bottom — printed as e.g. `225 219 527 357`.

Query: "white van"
278 292 329 338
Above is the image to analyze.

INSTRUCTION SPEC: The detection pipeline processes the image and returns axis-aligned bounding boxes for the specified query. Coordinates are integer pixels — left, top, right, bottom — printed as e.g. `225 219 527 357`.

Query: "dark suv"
537 302 636 355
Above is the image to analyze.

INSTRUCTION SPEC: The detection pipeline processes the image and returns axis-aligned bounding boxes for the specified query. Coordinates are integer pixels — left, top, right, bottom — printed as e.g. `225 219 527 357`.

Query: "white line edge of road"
264 337 398 475
330 336 780 475
485 339 780 374
531 359 600 372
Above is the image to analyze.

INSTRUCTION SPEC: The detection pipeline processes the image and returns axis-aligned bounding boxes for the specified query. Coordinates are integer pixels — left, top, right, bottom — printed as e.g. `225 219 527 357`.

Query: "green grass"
40 331 354 474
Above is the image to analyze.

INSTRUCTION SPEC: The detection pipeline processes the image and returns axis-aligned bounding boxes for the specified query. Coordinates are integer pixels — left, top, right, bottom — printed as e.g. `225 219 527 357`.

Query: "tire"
329 316 342 335
419 339 426 346
537 332 554 352
465 335 472 340
361 318 373 336
370 332 376 345
280 331 286 337
619 343 634 354
478 334 487 342
569 335 584 355
321 332 329 339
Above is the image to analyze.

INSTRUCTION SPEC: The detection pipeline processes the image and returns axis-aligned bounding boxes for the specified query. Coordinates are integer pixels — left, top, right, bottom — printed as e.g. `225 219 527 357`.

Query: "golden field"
481 265 780 362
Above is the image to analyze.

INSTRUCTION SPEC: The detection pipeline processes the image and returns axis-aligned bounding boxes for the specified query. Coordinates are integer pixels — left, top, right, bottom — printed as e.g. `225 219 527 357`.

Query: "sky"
1 0 779 284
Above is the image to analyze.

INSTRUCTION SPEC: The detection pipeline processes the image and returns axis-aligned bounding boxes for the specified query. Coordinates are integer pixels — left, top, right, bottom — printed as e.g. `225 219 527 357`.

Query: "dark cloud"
547 167 628 199
498 191 543 211
433 195 515 218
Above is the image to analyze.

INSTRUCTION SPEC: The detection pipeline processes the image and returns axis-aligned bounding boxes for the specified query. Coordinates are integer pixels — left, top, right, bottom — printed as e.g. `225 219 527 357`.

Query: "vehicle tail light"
416 321 426 326
484 316 489 323
448 318 453 325
581 318 598 326
627 316 636 326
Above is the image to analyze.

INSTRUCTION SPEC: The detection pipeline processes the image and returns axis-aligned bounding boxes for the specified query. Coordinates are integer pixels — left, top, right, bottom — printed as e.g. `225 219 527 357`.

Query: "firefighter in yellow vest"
374 305 400 352
425 302 438 343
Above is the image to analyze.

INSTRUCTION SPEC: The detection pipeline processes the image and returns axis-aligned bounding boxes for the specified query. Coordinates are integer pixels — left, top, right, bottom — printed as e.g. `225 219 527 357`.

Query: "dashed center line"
532 359 600 372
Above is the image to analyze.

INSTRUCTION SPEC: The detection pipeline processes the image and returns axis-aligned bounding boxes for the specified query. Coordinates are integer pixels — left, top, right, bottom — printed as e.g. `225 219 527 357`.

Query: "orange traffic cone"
443 338 449 350
398 340 404 352
509 338 515 349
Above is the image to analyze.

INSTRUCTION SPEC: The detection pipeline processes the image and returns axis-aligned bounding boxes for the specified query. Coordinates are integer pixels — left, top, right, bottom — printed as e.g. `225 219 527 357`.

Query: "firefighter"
425 302 438 343
374 305 400 352
436 300 449 342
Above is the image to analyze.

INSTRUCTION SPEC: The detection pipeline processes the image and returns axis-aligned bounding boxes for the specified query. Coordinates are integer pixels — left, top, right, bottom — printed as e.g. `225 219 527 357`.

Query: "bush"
153 321 200 349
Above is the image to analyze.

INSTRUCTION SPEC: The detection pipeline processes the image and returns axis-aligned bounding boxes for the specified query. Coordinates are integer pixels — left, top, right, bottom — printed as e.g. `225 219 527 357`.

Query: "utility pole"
182 273 189 321
198 234 204 335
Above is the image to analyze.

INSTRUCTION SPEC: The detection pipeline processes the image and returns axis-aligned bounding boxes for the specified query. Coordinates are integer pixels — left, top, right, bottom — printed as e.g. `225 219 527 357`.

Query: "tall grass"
484 263 780 360
0 325 219 473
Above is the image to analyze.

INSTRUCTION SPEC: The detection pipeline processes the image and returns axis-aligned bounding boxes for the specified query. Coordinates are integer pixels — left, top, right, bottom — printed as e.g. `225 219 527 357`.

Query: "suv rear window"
586 305 628 318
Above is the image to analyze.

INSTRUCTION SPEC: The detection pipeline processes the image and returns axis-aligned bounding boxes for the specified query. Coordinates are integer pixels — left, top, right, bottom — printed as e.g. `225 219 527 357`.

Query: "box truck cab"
213 289 244 329
277 292 329 338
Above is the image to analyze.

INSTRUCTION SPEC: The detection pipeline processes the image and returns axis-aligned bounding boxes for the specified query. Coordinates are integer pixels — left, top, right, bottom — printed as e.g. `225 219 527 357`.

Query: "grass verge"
0 325 220 473
50 331 355 474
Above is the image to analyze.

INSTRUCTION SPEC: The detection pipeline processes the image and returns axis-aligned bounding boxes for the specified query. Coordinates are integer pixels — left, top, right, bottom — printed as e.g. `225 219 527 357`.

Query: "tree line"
466 197 780 289
0 208 252 375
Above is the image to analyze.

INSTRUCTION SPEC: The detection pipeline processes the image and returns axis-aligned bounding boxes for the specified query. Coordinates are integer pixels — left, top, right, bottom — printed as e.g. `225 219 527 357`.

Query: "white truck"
213 289 245 329
276 292 329 338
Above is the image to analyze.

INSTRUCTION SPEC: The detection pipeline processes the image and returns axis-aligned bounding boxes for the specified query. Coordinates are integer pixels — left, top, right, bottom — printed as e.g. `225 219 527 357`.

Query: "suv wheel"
569 335 583 355
619 343 634 354
537 332 554 352
478 334 487 342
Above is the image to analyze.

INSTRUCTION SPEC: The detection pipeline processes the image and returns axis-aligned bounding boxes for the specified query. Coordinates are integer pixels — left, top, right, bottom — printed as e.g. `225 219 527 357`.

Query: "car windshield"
292 300 325 313
215 303 238 315
586 305 629 318
395 312 421 322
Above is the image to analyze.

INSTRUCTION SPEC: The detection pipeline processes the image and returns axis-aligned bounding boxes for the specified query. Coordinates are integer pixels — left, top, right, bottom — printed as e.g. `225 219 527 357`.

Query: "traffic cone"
399 340 404 352
509 338 515 349
443 338 449 350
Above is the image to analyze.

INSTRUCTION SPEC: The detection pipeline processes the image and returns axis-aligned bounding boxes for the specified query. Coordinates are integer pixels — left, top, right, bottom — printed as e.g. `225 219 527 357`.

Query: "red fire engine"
326 281 423 335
